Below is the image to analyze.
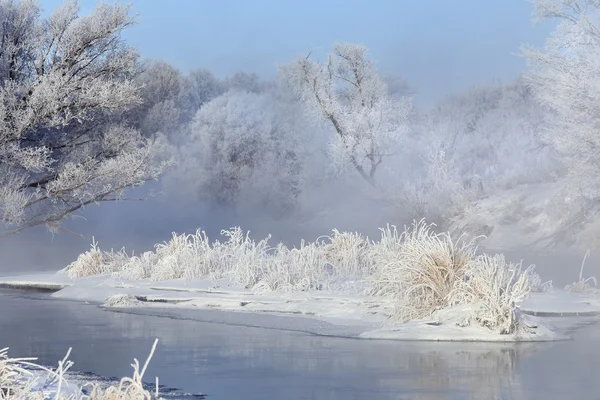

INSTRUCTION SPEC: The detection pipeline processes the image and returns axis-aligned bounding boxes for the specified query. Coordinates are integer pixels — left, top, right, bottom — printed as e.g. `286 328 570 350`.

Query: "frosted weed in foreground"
0 340 164 400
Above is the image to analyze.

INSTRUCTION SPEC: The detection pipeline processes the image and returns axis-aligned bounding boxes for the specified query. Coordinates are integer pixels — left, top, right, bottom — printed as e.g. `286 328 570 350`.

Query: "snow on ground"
521 289 600 316
0 272 71 291
2 272 596 342
360 305 561 342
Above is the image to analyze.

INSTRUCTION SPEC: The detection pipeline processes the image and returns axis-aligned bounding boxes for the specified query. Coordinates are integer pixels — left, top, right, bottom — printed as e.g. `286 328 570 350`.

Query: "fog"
2 0 597 288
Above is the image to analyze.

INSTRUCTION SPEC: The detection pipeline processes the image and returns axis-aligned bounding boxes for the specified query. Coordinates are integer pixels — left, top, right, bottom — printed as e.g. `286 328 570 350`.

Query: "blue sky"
41 0 554 103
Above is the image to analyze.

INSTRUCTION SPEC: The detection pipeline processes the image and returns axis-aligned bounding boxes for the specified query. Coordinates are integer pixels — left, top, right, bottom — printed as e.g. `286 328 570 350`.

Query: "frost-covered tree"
137 61 181 108
132 60 182 136
173 89 306 215
523 0 600 244
395 79 554 226
224 71 266 93
383 74 416 100
420 79 553 189
0 0 172 235
177 68 224 122
280 43 412 187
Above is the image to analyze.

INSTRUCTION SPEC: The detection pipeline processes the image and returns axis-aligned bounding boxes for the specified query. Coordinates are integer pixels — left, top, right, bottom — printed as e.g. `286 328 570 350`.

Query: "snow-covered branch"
280 43 412 187
0 0 173 234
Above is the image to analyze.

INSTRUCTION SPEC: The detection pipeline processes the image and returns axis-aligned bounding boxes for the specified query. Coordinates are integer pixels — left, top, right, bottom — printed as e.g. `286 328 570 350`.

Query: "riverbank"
3 272 598 342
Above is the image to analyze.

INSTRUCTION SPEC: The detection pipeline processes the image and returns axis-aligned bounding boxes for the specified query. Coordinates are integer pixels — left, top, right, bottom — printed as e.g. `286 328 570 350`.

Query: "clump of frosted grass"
455 254 535 334
103 294 142 308
218 228 272 288
528 269 553 293
253 241 328 293
118 251 159 281
368 220 536 333
565 250 597 293
60 238 129 279
320 229 372 278
62 220 540 333
369 219 477 322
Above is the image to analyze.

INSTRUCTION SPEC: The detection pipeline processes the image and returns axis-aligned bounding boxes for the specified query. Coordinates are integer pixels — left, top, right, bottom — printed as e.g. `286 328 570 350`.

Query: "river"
0 289 599 399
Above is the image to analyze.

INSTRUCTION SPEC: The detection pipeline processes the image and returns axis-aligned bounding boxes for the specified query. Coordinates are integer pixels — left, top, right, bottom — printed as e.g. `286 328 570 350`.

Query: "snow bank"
1 272 590 342
521 290 600 316
58 221 551 336
360 305 563 342
0 273 72 291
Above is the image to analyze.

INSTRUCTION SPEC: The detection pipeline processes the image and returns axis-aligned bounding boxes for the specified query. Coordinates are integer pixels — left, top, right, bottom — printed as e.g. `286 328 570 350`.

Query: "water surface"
0 289 598 399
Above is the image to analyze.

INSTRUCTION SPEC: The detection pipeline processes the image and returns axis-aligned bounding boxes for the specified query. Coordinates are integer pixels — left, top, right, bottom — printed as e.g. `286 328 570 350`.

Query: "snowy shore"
3 272 597 342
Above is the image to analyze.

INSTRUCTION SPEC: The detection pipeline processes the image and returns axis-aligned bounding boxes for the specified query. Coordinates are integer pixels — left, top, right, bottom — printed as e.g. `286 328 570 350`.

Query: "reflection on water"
0 290 598 399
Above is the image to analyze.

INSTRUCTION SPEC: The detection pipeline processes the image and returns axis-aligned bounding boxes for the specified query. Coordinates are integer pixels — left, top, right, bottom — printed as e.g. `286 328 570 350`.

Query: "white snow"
521 289 600 316
2 272 595 342
0 273 72 291
360 305 563 342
